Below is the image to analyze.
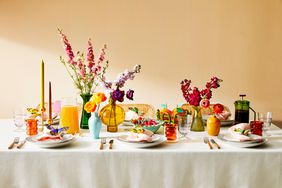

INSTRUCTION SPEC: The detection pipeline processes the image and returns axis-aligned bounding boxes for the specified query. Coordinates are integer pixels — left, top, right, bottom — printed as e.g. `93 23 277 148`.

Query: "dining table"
1 118 282 188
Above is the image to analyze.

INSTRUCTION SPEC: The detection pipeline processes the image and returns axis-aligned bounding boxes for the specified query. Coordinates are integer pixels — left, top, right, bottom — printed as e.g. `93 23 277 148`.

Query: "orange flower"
90 93 107 104
84 101 97 113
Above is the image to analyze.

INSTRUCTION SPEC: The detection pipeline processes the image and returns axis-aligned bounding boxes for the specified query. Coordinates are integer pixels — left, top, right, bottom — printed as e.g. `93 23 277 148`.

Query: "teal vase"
80 93 92 129
88 112 102 139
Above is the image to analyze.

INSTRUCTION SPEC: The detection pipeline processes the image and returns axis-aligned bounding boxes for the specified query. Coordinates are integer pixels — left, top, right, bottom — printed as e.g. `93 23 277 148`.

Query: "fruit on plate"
213 104 224 114
131 117 158 126
207 115 221 136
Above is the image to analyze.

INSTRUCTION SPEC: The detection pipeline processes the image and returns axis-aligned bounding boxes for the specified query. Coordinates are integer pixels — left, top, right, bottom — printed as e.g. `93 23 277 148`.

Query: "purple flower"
112 89 125 102
126 89 134 100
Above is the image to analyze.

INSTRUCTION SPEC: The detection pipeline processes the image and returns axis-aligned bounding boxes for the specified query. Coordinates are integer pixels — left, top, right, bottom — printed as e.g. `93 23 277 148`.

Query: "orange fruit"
207 115 221 136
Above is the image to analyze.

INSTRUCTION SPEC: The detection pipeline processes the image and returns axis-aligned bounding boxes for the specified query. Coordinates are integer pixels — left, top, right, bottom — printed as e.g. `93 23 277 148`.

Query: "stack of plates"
117 135 165 148
218 134 267 148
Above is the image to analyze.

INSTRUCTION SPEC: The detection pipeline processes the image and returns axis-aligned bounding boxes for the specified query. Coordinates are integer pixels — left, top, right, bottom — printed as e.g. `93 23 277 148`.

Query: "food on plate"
125 110 139 121
212 104 231 121
207 115 221 136
131 117 158 127
127 127 154 142
213 104 224 114
37 135 62 142
228 123 263 142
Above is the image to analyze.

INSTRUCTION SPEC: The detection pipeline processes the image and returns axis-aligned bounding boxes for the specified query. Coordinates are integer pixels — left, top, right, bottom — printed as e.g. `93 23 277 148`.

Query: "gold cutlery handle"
8 142 15 150
17 140 26 149
109 143 113 150
213 142 221 149
99 143 104 150
207 141 213 150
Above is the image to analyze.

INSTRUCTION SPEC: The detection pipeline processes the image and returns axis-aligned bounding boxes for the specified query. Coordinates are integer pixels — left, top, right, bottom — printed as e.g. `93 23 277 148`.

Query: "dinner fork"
17 138 27 149
203 137 213 150
8 137 19 149
100 138 106 150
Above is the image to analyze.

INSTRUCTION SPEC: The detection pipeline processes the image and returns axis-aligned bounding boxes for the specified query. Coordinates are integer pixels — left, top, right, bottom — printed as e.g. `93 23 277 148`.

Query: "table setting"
1 29 282 188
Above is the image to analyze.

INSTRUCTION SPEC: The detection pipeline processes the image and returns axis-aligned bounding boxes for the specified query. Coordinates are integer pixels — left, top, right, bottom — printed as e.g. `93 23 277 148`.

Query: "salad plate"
218 134 267 148
117 134 165 148
27 134 76 148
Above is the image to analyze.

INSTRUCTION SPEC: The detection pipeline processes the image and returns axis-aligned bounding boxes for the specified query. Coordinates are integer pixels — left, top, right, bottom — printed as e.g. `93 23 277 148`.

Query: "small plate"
218 134 267 148
27 134 76 148
117 135 165 148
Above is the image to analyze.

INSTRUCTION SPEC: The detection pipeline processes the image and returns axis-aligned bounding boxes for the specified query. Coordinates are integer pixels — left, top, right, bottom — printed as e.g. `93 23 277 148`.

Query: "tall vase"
99 99 125 132
88 112 102 139
190 106 205 132
80 93 92 129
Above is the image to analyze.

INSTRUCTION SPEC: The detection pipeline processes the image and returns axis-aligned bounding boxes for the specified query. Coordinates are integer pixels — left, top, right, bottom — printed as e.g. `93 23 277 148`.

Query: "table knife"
210 138 220 149
8 137 19 149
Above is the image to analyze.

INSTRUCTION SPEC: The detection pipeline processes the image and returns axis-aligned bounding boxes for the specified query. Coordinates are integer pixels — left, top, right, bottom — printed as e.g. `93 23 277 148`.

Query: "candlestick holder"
39 108 45 132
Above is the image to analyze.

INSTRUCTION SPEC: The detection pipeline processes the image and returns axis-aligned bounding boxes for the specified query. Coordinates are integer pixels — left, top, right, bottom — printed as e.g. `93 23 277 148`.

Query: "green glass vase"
80 93 92 129
190 106 205 132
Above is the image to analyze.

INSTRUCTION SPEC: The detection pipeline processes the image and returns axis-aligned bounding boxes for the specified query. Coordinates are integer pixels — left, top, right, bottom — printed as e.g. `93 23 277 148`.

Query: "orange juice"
60 105 79 134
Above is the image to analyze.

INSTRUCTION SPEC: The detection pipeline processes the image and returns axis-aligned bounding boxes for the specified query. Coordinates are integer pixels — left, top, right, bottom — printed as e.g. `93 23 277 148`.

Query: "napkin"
228 123 263 142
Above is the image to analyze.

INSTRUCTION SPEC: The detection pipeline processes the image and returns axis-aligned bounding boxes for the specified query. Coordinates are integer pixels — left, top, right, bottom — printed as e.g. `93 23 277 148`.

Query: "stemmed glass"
258 112 272 137
177 114 192 139
13 109 27 132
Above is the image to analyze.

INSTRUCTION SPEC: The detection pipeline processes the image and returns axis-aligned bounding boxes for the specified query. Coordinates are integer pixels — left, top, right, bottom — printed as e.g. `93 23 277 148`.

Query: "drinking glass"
258 112 272 136
177 115 192 139
13 109 27 132
164 123 178 142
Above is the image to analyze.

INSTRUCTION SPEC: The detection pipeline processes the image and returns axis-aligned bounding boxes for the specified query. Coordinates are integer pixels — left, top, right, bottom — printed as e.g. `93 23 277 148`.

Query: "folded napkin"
228 123 263 142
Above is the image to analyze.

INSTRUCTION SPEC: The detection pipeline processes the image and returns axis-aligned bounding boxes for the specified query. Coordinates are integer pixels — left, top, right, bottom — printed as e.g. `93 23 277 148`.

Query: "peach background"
0 0 282 125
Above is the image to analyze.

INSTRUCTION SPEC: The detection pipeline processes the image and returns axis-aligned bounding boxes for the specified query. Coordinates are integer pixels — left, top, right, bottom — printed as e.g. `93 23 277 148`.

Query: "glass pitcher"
59 98 79 134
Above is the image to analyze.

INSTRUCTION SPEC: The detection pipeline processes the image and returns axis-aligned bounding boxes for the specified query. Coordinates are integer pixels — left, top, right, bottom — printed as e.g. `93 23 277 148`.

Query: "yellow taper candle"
40 60 45 110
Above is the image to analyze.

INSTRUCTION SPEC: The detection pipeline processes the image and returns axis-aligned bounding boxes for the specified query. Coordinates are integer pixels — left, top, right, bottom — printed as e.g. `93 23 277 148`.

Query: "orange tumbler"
26 118 38 136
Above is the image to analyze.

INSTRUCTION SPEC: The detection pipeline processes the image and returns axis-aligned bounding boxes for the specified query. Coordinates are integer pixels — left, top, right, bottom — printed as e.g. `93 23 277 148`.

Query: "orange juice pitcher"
60 98 79 134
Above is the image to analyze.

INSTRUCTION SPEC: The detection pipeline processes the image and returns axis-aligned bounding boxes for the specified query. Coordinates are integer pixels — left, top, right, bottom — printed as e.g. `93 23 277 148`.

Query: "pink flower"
58 29 76 64
87 39 95 69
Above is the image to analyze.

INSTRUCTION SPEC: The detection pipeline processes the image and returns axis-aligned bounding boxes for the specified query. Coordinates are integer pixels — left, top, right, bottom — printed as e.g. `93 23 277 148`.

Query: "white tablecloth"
1 119 282 188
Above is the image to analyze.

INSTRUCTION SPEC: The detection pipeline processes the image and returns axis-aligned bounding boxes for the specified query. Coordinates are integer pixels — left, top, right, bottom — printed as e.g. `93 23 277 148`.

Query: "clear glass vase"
80 93 92 129
190 106 205 132
99 99 125 132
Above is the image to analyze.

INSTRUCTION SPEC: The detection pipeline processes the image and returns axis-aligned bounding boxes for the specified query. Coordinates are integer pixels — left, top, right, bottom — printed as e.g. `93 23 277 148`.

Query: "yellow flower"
84 101 97 113
90 93 107 104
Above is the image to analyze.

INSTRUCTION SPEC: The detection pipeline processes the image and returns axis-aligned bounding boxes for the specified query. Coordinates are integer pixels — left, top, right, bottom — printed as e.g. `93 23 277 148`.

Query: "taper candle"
48 81 52 121
40 60 45 110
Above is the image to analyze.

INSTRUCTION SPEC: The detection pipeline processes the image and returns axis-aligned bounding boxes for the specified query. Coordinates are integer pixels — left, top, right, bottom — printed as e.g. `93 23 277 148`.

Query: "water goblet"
177 114 192 139
13 109 27 132
258 112 272 136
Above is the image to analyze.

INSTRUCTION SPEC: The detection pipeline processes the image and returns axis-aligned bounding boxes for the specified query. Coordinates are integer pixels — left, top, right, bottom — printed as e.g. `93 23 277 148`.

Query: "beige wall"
1 0 282 125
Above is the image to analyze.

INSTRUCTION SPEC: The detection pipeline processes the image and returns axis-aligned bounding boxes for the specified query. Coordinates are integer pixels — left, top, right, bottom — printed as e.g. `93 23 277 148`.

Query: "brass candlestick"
39 108 45 132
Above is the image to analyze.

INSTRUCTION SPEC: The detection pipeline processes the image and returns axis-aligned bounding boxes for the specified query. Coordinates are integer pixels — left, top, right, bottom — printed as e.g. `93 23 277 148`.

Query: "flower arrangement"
180 77 223 108
58 29 108 94
99 64 141 102
84 93 107 113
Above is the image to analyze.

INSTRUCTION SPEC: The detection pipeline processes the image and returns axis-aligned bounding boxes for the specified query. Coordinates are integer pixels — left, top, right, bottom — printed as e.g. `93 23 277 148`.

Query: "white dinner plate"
117 135 165 148
27 134 76 148
218 134 268 148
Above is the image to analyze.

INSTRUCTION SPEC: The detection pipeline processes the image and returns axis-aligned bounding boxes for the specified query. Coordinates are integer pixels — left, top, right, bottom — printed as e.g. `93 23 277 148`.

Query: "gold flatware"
17 139 27 149
100 138 106 150
8 137 19 149
210 138 221 149
109 139 114 149
203 137 213 150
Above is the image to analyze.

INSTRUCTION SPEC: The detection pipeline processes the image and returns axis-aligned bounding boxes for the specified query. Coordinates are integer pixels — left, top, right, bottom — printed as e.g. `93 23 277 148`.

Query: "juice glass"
164 122 178 142
250 120 263 136
60 98 79 134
